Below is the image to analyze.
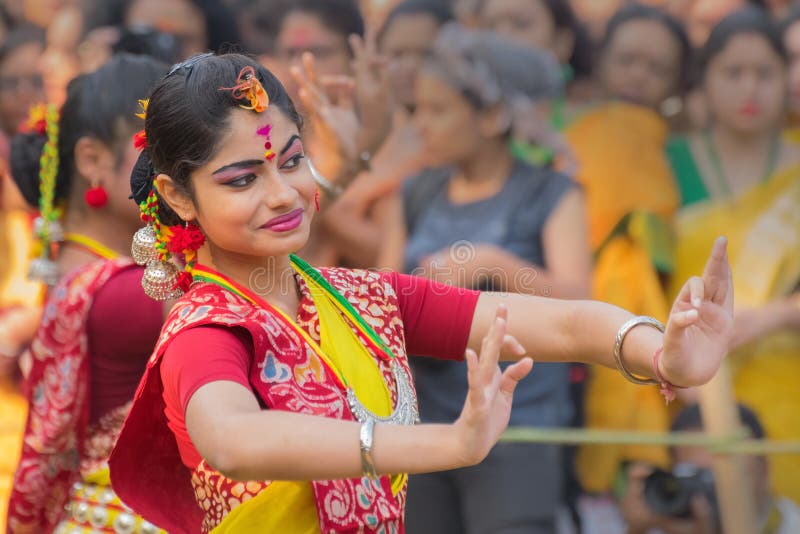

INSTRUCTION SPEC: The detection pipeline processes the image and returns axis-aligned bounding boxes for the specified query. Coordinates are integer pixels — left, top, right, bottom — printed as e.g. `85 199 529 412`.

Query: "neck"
710 124 775 153
202 247 299 316
454 138 514 186
63 208 138 259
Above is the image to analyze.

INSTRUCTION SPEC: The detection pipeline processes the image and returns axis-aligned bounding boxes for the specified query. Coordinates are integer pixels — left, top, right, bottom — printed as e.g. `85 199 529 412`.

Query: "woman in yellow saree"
668 7 800 502
566 4 692 494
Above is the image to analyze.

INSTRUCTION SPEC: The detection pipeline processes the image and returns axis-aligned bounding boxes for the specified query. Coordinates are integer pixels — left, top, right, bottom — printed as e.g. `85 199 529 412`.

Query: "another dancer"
6 55 166 534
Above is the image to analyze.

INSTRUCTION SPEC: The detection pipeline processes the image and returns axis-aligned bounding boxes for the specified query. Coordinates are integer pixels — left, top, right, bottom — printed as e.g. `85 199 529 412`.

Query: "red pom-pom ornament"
84 186 108 208
174 271 193 293
166 223 206 256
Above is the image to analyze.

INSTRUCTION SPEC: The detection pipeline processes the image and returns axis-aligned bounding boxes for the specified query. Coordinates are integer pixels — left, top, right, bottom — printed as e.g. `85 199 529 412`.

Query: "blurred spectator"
668 6 800 504
684 0 767 46
597 3 691 117
38 4 82 106
19 0 77 29
0 26 45 140
567 3 688 501
619 404 800 534
379 23 591 534
232 0 289 63
296 0 452 268
274 0 365 79
781 6 800 125
379 0 452 112
479 0 594 109
124 0 240 57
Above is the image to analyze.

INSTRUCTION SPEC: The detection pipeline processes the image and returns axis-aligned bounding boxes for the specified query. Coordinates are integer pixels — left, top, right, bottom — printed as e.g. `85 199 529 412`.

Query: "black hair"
700 6 786 77
602 3 691 90
190 0 241 53
0 25 45 68
277 0 365 41
671 404 766 440
131 53 303 226
10 54 168 209
378 0 453 44
479 0 592 80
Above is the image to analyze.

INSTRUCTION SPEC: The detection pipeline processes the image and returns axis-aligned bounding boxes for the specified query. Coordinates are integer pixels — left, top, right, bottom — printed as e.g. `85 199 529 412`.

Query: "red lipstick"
739 102 760 116
261 208 304 232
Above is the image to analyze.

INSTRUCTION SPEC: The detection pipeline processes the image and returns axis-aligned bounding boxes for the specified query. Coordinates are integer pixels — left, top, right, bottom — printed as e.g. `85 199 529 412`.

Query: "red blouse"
160 272 479 467
87 265 163 423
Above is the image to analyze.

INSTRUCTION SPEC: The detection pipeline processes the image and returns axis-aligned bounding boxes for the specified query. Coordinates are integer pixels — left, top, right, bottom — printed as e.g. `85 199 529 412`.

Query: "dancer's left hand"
659 237 734 387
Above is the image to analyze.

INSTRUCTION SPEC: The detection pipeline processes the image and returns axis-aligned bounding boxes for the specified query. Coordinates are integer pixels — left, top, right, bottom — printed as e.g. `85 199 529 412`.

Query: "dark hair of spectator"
0 25 45 68
378 0 453 44
700 6 786 78
671 404 766 440
277 0 365 41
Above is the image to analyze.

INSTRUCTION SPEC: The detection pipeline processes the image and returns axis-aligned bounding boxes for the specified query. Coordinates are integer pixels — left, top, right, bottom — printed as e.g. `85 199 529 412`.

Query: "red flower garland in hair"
133 130 147 150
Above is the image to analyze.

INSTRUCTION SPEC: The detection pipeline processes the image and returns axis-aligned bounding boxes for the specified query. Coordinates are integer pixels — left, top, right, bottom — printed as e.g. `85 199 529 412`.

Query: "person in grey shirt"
379 23 592 534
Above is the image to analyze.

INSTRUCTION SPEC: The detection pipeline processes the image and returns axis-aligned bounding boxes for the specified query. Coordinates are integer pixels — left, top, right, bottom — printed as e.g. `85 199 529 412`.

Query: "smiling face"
158 108 315 263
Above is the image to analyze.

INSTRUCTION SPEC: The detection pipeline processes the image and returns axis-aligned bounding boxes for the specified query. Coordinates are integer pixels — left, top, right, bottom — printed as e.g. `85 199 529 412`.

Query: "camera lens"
643 469 694 518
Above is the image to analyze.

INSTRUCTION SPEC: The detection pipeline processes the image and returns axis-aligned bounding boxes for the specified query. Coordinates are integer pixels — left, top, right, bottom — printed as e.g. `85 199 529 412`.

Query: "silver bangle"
613 316 664 386
308 159 343 199
359 418 378 479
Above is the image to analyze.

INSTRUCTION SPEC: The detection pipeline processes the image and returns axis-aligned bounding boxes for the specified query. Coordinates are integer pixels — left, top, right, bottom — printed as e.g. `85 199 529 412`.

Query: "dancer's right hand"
453 305 533 466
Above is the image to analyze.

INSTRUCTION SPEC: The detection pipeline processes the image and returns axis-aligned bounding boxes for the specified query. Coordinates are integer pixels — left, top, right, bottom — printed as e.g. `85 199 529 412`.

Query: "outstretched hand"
454 305 533 466
660 237 734 388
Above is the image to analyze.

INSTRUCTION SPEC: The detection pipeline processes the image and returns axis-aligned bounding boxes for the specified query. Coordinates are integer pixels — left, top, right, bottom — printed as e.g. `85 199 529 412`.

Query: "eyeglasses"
0 74 44 93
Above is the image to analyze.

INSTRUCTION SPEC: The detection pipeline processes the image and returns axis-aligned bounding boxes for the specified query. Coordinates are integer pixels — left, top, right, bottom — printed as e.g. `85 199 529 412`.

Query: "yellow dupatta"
209 261 406 533
566 103 679 492
670 164 800 502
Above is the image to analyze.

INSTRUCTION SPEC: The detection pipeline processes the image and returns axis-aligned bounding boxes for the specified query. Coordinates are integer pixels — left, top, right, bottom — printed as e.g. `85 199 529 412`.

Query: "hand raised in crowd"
453 305 532 466
290 32 392 185
660 237 734 388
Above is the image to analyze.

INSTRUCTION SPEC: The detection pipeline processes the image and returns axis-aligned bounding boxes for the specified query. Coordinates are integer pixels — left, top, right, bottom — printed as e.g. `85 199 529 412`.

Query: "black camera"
643 464 719 520
113 25 182 65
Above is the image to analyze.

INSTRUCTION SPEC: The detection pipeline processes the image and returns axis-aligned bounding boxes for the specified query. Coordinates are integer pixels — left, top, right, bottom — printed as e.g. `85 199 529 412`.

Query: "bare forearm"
209 410 461 482
472 293 662 379
489 250 590 299
731 299 798 349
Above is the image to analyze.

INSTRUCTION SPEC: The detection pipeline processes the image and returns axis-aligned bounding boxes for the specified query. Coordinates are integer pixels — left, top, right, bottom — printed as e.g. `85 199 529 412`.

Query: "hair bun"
130 150 155 205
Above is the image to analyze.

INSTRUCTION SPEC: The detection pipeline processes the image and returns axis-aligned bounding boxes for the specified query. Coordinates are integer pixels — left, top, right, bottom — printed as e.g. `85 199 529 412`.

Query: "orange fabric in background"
565 103 678 252
565 103 679 492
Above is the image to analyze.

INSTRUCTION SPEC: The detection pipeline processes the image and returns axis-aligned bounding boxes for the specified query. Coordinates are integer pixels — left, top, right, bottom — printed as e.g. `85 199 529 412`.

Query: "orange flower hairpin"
221 66 269 113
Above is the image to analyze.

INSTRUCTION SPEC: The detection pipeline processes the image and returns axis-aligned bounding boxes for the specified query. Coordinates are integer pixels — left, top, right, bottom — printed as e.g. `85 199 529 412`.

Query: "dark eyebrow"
212 159 264 175
280 135 302 156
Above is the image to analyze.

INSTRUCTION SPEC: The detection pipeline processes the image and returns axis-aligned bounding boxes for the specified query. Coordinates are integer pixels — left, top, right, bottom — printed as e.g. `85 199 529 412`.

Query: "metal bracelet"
613 316 664 386
359 418 378 479
308 159 344 199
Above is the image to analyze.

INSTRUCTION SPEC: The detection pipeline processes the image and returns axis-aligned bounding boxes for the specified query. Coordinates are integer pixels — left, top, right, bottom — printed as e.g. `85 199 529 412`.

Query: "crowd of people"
0 0 797 533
